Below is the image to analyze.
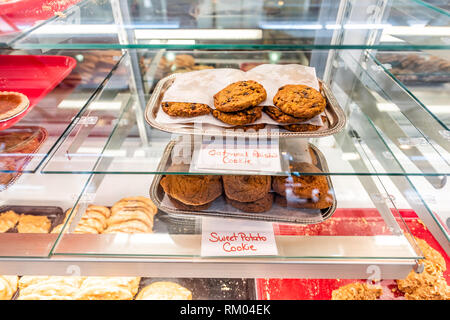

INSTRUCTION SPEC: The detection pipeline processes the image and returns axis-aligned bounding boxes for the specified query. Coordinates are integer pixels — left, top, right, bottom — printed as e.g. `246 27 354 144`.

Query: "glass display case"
0 0 449 300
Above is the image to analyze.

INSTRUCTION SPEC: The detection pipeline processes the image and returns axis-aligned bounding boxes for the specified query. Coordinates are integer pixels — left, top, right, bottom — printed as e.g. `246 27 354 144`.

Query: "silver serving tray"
145 73 346 137
149 140 337 225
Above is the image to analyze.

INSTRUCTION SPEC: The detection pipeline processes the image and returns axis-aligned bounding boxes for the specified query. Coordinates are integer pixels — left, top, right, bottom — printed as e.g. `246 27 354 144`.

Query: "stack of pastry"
136 281 192 300
223 176 273 213
0 210 51 233
103 197 157 234
75 277 141 300
0 276 18 300
273 162 334 210
73 205 110 234
17 276 85 300
160 165 223 211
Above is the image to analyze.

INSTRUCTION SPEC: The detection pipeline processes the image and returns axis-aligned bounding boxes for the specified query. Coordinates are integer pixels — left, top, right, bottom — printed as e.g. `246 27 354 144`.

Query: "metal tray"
149 140 337 225
0 205 65 233
145 73 346 138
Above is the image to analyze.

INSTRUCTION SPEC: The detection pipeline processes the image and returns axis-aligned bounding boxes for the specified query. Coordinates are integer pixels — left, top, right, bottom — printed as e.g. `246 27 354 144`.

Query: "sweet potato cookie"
226 193 273 213
167 194 212 211
273 85 326 119
160 174 223 206
212 106 262 126
263 105 309 124
223 175 271 203
162 102 211 117
272 162 333 209
214 80 266 112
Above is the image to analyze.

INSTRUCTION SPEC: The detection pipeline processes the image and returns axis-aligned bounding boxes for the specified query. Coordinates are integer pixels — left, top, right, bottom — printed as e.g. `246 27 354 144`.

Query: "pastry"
75 285 134 300
0 91 29 121
331 282 382 300
173 54 195 69
214 80 267 112
0 275 18 300
73 224 99 234
222 175 271 203
162 102 211 117
226 193 273 213
272 162 333 209
114 197 157 217
86 205 111 219
0 210 20 232
273 85 326 119
212 106 263 126
19 276 84 290
136 281 192 300
103 220 151 234
160 174 222 206
16 215 51 233
167 194 212 211
80 277 140 296
106 210 154 229
264 105 309 124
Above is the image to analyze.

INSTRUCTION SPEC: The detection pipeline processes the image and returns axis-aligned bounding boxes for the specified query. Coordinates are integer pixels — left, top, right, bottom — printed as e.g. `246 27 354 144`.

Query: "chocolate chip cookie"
273 84 326 119
160 174 222 206
226 193 274 213
272 162 330 201
282 115 327 132
212 106 262 126
214 80 267 112
263 105 309 124
223 175 271 203
162 102 211 117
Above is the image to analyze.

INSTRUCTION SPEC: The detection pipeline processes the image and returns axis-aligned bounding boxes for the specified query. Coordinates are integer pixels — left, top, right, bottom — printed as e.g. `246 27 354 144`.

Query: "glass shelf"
50 172 422 262
5 0 450 50
0 49 123 177
41 50 450 177
374 51 450 131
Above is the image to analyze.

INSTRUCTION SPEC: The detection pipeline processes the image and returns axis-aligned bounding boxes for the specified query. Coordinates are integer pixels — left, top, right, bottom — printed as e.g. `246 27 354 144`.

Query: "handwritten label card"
190 134 282 174
201 218 278 257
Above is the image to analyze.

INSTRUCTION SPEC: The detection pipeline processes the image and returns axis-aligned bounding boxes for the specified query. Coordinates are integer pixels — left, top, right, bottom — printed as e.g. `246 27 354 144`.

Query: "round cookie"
223 175 271 203
136 281 192 300
167 195 212 211
273 84 326 119
282 116 327 132
226 193 273 213
162 102 211 117
232 123 266 132
263 105 309 124
160 174 223 206
212 106 262 126
214 80 267 112
272 162 330 201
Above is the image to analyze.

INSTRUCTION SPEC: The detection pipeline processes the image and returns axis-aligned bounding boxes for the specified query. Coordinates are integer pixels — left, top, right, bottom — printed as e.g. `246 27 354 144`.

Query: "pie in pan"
0 92 30 121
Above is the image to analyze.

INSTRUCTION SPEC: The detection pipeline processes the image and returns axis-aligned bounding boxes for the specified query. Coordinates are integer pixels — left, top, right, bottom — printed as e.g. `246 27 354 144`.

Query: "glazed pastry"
136 281 192 300
103 220 152 234
80 277 140 296
106 210 154 229
0 92 29 120
0 275 18 300
16 215 51 233
0 210 20 232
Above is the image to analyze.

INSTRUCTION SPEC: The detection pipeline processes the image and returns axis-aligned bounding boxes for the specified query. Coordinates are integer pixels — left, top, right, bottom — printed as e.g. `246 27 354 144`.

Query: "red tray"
0 55 76 130
257 209 449 300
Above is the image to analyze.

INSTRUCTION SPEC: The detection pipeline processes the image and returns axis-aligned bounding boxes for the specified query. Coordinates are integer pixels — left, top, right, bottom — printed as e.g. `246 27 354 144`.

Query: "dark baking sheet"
0 205 65 233
137 278 256 300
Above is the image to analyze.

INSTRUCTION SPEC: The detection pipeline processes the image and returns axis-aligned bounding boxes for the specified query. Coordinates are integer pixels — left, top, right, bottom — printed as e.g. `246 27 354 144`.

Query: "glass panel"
0 173 90 257
7 0 450 50
0 49 123 177
42 50 450 176
52 172 421 260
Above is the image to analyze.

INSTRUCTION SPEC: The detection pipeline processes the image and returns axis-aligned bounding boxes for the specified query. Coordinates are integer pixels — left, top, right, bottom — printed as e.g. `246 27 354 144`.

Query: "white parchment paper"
157 64 324 128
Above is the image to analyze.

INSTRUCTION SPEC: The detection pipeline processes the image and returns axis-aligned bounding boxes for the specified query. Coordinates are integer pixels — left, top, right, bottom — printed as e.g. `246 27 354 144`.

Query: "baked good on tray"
226 193 274 213
222 175 271 203
167 194 212 211
212 105 263 125
136 281 192 300
0 210 20 233
331 282 382 300
160 171 223 206
214 80 267 112
0 275 18 300
73 205 110 234
162 102 211 117
16 214 51 233
273 84 326 119
263 105 310 124
272 162 333 210
0 92 29 121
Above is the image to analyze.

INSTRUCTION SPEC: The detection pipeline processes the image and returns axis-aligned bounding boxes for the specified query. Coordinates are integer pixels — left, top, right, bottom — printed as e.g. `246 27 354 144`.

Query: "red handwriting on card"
208 232 269 253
